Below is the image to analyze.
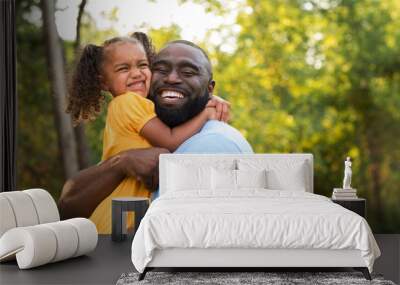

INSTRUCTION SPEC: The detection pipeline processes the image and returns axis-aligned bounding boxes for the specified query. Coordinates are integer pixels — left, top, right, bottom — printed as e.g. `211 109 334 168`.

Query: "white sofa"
0 189 98 269
131 154 380 280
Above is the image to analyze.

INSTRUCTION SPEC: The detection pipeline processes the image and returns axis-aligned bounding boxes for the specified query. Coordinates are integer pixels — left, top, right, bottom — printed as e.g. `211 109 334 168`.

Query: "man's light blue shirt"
152 120 253 199
174 120 253 154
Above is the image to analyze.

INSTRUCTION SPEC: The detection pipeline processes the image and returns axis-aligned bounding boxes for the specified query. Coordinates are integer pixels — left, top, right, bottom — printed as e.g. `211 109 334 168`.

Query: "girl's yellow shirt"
90 92 156 234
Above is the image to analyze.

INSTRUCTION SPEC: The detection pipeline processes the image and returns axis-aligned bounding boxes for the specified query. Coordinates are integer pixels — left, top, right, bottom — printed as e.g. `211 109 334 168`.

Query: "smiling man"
58 40 253 232
150 40 213 128
150 40 252 154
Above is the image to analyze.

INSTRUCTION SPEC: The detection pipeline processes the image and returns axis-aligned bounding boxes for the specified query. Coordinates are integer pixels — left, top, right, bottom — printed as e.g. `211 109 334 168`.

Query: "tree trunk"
368 154 383 216
41 0 79 179
73 0 91 169
350 82 383 222
364 120 383 220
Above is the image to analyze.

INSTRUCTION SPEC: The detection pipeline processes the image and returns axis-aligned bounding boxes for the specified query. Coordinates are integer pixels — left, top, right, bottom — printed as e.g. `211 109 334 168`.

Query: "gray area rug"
116 271 396 285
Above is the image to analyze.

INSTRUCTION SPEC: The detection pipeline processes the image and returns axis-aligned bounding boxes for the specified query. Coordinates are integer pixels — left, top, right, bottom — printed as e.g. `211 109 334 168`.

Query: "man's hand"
118 147 169 180
206 95 231 122
118 147 168 193
141 170 160 192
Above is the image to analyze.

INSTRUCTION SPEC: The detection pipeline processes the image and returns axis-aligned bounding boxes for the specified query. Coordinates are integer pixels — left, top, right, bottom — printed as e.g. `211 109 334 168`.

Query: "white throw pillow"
167 163 212 191
165 157 236 171
211 168 237 190
266 167 306 191
236 169 267 189
238 159 308 191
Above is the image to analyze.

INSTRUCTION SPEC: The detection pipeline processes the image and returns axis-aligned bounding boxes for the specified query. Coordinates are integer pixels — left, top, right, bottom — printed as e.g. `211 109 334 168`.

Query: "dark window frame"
0 0 17 192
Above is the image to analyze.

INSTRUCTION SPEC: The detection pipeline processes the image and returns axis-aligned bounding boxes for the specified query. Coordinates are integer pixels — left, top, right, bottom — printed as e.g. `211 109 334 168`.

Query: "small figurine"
343 156 352 189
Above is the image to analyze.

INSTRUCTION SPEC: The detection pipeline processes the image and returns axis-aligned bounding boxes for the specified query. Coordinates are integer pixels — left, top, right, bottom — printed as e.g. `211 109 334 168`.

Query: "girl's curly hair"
131 31 156 65
67 33 156 125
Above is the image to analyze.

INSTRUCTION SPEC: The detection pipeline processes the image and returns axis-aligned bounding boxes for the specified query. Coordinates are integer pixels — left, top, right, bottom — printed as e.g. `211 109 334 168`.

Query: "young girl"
67 33 227 233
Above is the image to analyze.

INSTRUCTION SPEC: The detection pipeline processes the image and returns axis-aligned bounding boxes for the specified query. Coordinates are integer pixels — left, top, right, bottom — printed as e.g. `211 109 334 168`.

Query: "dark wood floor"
0 234 398 284
374 234 400 284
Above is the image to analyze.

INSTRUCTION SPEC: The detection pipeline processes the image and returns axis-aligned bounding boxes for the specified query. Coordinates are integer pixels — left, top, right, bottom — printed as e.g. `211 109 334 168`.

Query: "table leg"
112 202 124 242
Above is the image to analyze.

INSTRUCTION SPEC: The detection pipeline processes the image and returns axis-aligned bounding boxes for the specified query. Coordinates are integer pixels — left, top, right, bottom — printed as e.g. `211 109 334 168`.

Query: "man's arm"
58 147 169 219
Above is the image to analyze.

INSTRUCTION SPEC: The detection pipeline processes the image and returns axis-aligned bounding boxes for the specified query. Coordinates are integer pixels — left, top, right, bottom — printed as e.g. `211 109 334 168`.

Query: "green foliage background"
16 0 400 233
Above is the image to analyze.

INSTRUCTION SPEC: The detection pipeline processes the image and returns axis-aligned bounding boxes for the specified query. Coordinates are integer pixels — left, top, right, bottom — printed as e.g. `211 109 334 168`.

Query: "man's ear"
208 80 215 95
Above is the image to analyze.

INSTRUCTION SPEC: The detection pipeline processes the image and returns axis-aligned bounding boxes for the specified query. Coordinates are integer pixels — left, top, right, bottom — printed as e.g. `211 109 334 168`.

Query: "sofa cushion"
0 218 97 269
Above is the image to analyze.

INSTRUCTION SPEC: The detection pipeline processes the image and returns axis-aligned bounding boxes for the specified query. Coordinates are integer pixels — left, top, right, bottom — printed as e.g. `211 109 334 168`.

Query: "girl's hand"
206 95 231 122
205 106 218 120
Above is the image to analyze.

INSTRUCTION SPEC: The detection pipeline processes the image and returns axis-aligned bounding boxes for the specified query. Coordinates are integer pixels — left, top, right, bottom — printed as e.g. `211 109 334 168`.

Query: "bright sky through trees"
55 0 239 52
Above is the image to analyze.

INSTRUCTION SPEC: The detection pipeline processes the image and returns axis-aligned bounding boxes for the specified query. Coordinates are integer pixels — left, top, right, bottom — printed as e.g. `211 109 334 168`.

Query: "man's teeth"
161 91 184 99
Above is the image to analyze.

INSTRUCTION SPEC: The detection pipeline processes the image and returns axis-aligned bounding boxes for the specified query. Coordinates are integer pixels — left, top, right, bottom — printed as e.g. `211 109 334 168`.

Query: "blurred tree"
72 0 92 170
16 0 116 197
16 0 64 197
198 0 400 232
147 24 182 50
41 0 79 179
